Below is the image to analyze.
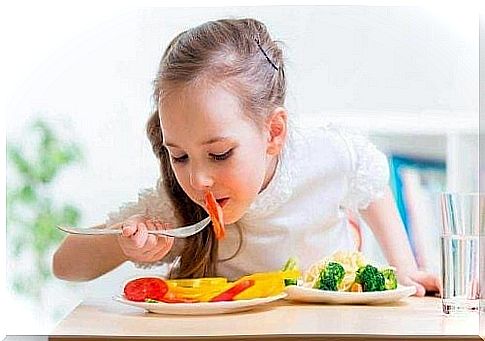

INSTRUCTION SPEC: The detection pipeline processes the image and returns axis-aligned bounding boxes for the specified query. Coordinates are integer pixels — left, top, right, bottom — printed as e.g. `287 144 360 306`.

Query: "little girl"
53 18 440 296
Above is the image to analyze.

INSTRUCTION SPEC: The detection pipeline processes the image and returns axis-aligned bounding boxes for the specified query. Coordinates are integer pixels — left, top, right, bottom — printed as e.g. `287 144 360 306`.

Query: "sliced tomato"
204 190 225 240
210 279 255 302
124 277 168 302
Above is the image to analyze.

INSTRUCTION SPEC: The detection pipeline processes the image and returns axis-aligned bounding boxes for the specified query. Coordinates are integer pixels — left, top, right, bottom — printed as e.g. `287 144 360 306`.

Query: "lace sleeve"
105 178 185 269
338 128 390 211
105 179 180 226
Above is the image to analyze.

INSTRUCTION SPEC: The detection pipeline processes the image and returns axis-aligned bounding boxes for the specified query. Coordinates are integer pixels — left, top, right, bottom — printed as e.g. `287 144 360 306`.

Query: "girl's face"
160 84 286 224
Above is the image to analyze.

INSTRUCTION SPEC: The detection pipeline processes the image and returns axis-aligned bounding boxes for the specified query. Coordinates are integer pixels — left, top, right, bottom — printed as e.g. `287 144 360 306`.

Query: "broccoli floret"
284 278 298 286
355 264 385 292
381 268 397 290
314 262 345 291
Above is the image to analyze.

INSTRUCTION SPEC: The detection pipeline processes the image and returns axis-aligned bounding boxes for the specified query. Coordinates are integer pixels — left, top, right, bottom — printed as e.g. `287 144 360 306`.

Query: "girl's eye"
171 154 188 163
210 149 233 161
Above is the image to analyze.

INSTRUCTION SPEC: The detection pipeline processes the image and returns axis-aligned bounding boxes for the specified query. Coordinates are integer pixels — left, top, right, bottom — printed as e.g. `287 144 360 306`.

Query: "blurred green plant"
7 118 83 300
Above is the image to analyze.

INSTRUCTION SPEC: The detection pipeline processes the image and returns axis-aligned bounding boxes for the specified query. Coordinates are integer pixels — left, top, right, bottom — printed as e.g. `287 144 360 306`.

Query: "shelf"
295 110 479 192
370 134 447 161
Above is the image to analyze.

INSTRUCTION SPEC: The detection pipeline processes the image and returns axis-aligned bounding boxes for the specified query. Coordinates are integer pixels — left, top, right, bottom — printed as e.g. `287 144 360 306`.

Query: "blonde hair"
146 18 286 278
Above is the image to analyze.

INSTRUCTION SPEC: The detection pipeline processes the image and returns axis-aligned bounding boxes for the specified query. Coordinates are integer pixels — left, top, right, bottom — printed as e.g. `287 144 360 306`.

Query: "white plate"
113 293 287 315
285 285 416 304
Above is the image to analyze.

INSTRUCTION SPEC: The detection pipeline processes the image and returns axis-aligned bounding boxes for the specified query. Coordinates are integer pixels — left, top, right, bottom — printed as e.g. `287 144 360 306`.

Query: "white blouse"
106 121 389 280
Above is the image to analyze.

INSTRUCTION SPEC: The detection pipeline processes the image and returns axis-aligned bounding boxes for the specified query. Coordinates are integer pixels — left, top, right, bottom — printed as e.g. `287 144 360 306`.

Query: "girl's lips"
216 198 229 208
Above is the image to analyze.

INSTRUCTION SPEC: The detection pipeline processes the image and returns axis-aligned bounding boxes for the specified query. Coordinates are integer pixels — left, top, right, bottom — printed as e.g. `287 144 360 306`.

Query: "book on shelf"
389 155 446 275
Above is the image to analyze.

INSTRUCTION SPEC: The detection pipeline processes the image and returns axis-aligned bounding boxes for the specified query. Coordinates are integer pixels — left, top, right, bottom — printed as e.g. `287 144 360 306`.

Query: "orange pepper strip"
167 278 228 288
204 190 225 240
159 291 200 303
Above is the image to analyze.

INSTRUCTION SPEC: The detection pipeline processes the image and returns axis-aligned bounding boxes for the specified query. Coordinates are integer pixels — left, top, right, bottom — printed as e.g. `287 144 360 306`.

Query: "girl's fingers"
140 235 174 258
159 236 174 251
132 223 148 249
409 271 442 295
141 235 158 255
400 276 426 297
154 221 172 230
149 237 175 260
412 282 426 297
122 223 137 237
146 220 156 230
118 217 175 262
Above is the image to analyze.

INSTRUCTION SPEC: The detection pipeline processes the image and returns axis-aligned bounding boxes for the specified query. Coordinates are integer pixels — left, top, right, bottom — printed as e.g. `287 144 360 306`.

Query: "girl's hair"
146 18 286 278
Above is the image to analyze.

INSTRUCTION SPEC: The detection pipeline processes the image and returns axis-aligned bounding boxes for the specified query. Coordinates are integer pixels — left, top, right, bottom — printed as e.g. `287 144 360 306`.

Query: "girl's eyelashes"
171 154 188 163
170 148 234 163
210 149 233 161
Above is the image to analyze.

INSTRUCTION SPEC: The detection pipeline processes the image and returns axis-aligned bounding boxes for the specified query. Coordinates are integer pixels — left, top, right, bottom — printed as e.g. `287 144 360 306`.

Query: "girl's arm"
52 185 179 281
52 233 127 281
52 216 175 281
359 186 441 296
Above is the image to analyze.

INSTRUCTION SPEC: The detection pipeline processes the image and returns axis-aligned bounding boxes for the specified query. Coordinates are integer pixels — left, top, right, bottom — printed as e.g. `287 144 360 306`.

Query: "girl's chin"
222 214 238 225
221 209 244 225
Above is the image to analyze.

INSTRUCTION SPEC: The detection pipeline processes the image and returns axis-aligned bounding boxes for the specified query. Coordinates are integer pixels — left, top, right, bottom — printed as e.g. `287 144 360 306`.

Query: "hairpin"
255 38 279 71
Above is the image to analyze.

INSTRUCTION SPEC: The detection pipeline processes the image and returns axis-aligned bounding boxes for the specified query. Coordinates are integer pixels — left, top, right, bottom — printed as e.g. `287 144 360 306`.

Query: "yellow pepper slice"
161 270 301 302
234 270 301 300
164 278 230 302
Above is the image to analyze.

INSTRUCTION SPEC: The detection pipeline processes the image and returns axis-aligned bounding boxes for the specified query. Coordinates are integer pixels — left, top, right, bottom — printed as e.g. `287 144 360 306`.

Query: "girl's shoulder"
288 119 358 165
290 119 374 161
287 118 387 178
291 119 363 143
288 118 389 210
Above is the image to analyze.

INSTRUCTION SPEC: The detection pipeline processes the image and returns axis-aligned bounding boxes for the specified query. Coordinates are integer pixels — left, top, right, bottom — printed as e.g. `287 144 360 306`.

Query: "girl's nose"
189 166 214 190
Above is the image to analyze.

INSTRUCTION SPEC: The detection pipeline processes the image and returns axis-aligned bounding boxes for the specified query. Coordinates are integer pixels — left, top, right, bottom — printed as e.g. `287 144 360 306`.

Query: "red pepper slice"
124 277 168 302
204 190 225 240
210 279 255 302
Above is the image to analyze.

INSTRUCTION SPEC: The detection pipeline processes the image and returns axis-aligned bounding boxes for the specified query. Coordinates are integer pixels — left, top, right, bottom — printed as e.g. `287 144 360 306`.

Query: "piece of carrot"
204 190 225 240
350 282 363 292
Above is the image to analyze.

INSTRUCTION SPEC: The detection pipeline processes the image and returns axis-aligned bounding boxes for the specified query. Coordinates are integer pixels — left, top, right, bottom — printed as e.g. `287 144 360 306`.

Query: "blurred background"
3 5 478 334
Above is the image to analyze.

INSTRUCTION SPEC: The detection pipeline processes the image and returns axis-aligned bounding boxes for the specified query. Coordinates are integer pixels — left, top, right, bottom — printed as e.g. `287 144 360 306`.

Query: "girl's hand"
397 269 442 297
116 214 174 263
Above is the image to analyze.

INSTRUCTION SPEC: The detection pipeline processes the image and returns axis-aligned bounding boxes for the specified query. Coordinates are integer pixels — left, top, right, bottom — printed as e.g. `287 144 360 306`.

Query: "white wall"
6 6 478 226
4 5 478 333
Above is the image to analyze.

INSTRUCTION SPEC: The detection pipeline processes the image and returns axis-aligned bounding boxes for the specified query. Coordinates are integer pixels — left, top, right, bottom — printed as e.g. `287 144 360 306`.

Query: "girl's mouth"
216 198 229 208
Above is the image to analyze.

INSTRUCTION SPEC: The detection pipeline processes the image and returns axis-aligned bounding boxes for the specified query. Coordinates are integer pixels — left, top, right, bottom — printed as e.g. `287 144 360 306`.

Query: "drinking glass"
440 192 484 314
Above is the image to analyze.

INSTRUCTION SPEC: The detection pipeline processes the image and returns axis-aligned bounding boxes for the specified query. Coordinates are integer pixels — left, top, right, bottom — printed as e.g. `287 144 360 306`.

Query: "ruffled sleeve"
338 128 390 211
105 179 180 227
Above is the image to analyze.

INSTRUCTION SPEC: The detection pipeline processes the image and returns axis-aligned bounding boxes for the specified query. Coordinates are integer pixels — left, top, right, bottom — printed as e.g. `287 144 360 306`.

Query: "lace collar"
239 128 296 223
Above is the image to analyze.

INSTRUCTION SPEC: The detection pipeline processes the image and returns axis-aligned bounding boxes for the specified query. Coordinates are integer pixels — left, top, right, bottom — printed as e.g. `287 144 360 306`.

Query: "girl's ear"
265 107 288 156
